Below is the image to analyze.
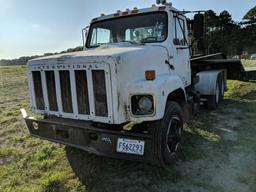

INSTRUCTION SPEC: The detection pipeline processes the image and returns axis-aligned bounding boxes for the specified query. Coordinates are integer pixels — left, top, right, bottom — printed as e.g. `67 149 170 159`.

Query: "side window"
174 17 186 46
90 28 111 46
125 29 132 41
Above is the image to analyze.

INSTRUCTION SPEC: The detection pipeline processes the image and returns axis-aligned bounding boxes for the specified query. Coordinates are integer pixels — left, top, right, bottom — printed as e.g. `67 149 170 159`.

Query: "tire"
219 75 225 101
156 101 184 166
205 75 223 110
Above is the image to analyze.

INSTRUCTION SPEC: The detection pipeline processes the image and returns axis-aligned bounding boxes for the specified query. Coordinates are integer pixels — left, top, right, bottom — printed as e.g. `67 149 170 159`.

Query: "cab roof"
90 4 180 24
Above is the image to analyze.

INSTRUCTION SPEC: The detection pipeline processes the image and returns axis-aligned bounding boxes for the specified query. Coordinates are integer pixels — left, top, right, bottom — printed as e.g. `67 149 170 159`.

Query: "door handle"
165 60 175 70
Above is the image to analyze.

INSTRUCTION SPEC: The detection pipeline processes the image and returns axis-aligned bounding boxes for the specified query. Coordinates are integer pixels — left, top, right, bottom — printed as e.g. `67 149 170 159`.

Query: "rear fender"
195 70 226 95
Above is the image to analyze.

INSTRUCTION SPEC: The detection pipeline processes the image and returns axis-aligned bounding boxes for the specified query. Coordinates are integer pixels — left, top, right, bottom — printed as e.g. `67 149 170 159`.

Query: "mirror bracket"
82 26 89 50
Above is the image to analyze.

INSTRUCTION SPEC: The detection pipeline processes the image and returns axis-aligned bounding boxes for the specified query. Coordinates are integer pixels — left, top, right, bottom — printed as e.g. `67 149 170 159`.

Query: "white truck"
21 1 255 166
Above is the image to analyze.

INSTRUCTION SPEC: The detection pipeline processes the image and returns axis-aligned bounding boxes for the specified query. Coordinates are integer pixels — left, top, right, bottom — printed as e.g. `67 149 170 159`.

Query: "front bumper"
21 109 162 164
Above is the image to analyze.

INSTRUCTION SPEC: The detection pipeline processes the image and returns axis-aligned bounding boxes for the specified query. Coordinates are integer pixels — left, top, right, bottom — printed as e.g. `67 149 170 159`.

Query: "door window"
174 17 187 46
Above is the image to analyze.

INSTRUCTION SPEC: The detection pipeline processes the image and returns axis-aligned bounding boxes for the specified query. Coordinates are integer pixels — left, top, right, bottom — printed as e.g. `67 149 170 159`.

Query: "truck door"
171 15 191 87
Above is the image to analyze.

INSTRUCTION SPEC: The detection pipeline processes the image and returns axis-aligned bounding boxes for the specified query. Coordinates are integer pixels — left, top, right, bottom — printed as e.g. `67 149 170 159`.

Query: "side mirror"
193 14 204 40
82 26 89 49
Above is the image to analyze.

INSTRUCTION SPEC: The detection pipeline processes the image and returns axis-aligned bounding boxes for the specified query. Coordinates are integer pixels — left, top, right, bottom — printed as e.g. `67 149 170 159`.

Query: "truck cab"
21 2 227 167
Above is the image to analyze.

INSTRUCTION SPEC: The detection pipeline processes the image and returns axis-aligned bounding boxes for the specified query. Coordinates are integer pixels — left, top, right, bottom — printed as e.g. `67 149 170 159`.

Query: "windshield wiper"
118 40 140 45
95 41 140 47
141 37 158 43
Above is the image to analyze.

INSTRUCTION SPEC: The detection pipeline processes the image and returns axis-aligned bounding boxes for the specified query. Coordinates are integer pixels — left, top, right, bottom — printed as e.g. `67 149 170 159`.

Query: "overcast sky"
0 0 255 59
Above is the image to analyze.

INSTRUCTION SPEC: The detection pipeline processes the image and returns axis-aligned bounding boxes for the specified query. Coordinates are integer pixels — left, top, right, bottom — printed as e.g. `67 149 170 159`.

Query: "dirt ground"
0 65 256 192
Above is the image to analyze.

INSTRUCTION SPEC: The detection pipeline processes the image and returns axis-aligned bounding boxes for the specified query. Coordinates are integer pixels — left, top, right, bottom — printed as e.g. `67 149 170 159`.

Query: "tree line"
0 46 83 66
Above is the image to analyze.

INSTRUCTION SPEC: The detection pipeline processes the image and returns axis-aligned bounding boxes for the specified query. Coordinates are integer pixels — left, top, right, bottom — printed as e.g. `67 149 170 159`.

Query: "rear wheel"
219 76 225 101
205 75 223 110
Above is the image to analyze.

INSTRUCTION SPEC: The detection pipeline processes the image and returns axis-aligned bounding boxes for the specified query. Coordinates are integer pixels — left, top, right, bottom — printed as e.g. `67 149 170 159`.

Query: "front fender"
127 74 185 122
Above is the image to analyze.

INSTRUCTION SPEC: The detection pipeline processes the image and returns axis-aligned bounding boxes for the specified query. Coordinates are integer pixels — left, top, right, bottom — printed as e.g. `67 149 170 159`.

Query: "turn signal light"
145 70 156 81
122 11 129 16
114 10 121 17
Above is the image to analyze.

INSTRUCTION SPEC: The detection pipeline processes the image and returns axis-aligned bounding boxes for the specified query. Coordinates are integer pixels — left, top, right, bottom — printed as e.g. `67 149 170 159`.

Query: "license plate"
116 138 145 155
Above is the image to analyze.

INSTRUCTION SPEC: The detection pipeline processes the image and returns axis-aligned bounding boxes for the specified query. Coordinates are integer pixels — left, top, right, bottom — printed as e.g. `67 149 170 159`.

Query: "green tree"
205 10 241 55
243 6 256 21
241 6 256 54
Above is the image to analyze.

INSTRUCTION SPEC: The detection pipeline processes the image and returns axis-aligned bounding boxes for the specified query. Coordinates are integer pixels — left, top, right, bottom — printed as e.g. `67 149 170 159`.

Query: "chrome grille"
92 70 108 117
29 63 112 123
45 71 58 111
75 70 90 115
59 70 73 113
32 71 44 110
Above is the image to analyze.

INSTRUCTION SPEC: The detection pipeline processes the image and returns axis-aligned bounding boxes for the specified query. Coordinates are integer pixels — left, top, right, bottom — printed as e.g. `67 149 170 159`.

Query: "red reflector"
131 10 139 14
122 11 129 16
131 7 139 14
145 70 156 81
114 10 122 17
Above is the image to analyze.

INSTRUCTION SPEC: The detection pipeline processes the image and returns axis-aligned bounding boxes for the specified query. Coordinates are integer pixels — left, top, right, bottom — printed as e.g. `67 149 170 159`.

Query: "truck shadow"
65 121 216 192
65 146 169 192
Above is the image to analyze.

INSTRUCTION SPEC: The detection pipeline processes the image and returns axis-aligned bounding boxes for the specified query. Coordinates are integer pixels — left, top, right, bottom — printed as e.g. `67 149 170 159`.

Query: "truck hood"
30 43 147 62
28 43 167 65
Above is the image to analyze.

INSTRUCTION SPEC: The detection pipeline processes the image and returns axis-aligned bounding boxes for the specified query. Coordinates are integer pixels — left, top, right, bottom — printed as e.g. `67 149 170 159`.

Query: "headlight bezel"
130 94 155 116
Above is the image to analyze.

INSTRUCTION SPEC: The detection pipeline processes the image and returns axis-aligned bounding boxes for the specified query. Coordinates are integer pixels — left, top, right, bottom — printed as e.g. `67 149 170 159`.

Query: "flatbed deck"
190 53 256 81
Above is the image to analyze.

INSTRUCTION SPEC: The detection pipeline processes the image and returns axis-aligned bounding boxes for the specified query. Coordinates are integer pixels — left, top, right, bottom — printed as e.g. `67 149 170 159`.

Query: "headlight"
138 97 153 112
131 95 154 115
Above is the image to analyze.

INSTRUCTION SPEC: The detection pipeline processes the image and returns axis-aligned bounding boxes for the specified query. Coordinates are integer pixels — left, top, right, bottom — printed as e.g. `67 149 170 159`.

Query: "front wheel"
154 101 184 166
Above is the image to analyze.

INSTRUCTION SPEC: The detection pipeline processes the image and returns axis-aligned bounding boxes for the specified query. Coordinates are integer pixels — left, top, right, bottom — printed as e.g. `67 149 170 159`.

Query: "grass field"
241 59 256 68
0 64 256 192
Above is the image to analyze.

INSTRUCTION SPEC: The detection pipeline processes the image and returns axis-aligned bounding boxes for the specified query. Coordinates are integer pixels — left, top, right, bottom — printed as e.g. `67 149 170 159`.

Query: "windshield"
86 12 168 48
